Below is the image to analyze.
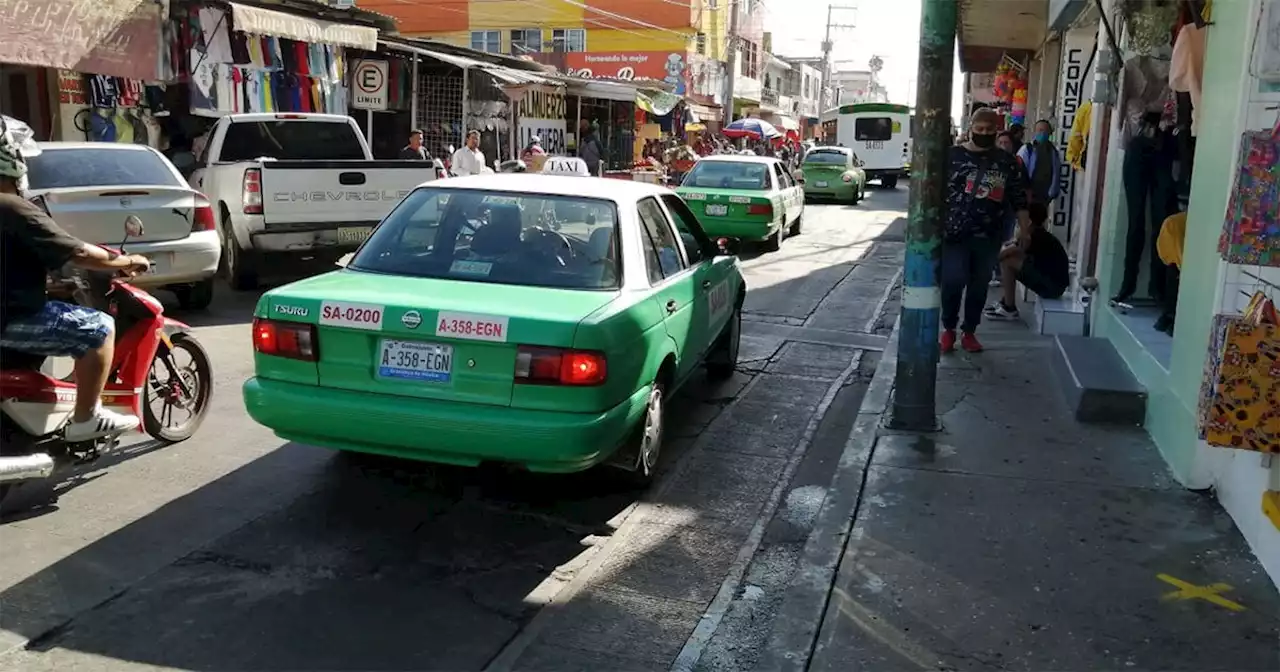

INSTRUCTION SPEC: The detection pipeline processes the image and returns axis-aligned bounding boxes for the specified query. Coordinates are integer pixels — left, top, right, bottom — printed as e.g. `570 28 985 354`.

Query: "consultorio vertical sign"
1054 28 1096 238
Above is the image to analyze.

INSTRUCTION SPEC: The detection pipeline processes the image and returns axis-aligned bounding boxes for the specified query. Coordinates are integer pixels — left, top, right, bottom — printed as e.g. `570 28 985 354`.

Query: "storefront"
564 78 639 174
0 0 169 143
1085 0 1279 585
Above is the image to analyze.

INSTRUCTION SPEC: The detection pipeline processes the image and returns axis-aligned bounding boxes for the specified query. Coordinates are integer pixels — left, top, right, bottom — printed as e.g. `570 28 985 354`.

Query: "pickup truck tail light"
841 173 854 183
435 166 448 180
514 346 606 386
253 318 318 362
746 203 773 216
242 168 263 215
192 199 216 232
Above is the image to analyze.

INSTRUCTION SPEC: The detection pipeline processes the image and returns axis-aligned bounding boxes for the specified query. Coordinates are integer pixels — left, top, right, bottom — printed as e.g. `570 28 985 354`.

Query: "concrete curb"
755 316 900 671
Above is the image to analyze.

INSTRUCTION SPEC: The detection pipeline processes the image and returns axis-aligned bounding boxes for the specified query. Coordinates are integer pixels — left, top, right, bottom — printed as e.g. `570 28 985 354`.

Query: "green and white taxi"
243 174 745 485
675 155 804 252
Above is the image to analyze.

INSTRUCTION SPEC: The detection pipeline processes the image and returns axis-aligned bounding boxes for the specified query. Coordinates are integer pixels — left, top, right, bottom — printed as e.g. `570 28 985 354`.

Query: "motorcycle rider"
0 127 152 440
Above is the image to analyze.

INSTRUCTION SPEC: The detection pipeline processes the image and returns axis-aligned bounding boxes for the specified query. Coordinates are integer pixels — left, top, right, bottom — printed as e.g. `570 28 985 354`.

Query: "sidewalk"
785 317 1280 671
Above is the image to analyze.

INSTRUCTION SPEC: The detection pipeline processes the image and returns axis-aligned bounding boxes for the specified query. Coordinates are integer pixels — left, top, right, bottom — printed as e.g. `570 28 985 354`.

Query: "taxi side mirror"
336 252 354 268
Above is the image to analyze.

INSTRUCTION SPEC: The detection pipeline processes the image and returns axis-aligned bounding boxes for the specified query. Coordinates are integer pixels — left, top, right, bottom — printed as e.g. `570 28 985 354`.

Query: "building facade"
363 0 721 98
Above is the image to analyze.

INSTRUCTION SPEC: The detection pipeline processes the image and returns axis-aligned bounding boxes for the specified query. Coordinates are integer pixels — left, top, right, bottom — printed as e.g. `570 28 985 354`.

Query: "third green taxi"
800 146 867 204
242 174 746 486
675 155 804 252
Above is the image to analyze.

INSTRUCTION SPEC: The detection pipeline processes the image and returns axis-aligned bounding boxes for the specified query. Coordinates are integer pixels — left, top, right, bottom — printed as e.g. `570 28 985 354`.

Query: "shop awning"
378 40 556 86
230 2 378 51
0 0 163 80
776 115 800 131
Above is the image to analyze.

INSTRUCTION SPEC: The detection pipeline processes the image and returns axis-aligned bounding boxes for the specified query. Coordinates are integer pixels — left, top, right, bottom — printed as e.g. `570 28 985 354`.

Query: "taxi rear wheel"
764 223 784 252
616 381 666 488
788 211 803 237
706 306 741 380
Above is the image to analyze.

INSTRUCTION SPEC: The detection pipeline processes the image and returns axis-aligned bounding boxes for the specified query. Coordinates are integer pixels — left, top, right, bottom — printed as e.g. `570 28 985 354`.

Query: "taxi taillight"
253 318 318 361
515 346 606 386
746 203 773 216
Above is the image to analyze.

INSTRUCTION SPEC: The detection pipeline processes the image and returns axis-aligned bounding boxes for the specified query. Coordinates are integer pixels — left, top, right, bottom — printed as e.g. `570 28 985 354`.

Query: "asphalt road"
0 187 908 671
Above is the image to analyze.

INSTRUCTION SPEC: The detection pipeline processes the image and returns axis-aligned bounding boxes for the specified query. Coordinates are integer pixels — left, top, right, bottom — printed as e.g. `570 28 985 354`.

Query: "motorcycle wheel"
143 332 213 443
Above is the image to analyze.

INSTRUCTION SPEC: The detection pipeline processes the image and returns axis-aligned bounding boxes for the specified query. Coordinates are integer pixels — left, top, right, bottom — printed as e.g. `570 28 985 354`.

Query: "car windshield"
27 148 182 189
804 150 849 166
682 161 770 190
350 187 621 290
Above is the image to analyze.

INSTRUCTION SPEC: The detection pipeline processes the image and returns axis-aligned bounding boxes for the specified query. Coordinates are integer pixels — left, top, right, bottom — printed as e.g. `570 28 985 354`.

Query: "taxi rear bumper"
243 376 651 472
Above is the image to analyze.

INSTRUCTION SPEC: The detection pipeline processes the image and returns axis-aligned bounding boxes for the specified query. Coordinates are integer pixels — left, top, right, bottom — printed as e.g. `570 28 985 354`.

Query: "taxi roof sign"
542 156 590 177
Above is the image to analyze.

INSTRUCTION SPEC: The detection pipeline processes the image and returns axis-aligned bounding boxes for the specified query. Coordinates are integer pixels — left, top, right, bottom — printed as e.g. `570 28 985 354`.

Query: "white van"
829 103 912 188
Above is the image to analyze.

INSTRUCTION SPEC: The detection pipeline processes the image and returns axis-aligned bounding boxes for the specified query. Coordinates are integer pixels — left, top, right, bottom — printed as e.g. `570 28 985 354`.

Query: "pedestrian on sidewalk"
450 130 486 177
1016 119 1062 206
940 107 1030 354
991 130 1028 284
984 201 1070 321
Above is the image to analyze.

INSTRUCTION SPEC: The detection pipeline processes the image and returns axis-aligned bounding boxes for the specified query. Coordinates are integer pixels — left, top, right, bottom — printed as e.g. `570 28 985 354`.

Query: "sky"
767 0 964 121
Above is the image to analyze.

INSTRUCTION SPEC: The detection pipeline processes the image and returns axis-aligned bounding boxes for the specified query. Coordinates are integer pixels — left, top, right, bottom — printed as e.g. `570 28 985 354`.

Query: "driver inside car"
0 124 153 441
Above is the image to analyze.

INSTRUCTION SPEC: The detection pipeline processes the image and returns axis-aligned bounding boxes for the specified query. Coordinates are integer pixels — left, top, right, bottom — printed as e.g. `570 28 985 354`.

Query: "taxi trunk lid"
675 187 773 220
267 271 619 408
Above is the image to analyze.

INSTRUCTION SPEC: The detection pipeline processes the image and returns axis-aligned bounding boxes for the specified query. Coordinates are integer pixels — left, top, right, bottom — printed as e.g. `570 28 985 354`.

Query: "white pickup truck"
190 113 440 289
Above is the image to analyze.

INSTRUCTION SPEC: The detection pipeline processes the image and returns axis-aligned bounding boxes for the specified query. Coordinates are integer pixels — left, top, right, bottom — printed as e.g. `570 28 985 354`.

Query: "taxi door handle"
701 280 712 290
666 300 678 314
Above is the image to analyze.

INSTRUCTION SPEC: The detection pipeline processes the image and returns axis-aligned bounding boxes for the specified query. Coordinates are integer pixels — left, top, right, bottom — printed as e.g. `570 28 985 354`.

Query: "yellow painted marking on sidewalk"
1157 574 1246 612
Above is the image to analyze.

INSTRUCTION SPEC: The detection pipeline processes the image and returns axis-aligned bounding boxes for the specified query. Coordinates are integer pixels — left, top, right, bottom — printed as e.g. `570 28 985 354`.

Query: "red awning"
0 0 162 81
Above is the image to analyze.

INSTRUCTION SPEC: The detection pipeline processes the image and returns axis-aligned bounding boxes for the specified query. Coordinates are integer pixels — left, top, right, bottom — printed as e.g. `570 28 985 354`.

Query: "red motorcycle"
0 216 213 504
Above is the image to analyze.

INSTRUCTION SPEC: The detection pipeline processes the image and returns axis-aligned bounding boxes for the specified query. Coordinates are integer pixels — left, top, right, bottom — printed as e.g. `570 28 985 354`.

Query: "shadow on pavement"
0 227 904 671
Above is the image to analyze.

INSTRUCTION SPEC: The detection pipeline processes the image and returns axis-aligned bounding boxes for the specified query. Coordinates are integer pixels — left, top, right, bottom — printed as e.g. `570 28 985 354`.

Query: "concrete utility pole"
888 0 956 431
819 4 857 112
721 0 740 126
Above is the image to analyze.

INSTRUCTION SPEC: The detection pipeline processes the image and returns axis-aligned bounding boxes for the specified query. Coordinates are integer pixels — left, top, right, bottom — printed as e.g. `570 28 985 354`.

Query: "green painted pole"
888 0 956 430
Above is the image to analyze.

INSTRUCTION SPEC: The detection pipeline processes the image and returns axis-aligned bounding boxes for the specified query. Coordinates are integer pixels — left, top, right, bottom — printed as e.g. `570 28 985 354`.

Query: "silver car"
26 143 221 310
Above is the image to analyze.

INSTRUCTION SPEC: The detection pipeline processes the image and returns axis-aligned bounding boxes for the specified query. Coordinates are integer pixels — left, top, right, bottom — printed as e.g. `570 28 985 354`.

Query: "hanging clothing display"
1170 23 1206 136
185 4 348 118
1116 123 1177 301
1066 99 1092 171
1219 124 1280 267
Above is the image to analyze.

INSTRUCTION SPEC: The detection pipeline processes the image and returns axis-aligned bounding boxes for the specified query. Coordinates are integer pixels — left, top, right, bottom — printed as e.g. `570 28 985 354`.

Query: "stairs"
1050 335 1147 425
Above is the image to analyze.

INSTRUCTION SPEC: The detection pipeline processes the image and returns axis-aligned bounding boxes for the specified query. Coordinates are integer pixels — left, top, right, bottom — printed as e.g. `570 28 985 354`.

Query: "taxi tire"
619 381 666 488
764 223 784 252
788 211 803 237
706 306 741 381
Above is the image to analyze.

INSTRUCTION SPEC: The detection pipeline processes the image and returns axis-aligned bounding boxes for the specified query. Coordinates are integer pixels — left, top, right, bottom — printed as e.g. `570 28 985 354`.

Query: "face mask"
971 133 996 149
1035 131 1050 143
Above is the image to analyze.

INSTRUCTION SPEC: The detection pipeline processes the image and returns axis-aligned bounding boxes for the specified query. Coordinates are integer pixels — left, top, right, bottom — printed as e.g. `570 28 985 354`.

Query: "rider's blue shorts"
0 301 114 359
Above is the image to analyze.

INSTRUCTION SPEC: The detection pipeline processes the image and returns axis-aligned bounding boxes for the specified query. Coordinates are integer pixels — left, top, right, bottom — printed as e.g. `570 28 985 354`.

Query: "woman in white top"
450 130 486 176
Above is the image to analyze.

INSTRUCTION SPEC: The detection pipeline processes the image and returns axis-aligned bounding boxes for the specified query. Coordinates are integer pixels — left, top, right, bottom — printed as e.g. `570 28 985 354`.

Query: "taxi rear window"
803 150 849 166
682 161 770 190
350 187 621 290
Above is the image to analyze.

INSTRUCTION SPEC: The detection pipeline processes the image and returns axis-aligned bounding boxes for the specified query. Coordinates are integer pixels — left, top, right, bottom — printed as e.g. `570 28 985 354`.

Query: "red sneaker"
961 332 984 353
940 329 957 353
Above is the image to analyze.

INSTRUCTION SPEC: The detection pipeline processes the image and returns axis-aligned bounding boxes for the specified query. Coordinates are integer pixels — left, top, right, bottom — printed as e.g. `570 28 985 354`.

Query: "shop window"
696 33 707 55
470 30 501 54
510 29 542 55
552 29 585 52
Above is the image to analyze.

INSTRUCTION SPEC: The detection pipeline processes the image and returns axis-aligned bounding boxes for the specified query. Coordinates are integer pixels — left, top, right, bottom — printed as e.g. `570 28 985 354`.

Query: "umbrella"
722 118 781 140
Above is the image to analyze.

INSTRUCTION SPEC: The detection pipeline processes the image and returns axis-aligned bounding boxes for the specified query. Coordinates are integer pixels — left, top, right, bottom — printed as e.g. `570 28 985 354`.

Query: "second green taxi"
675 155 804 252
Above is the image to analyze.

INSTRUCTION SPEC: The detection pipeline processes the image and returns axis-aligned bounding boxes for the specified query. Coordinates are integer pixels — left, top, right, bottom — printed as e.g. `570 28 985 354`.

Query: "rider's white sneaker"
64 407 140 442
